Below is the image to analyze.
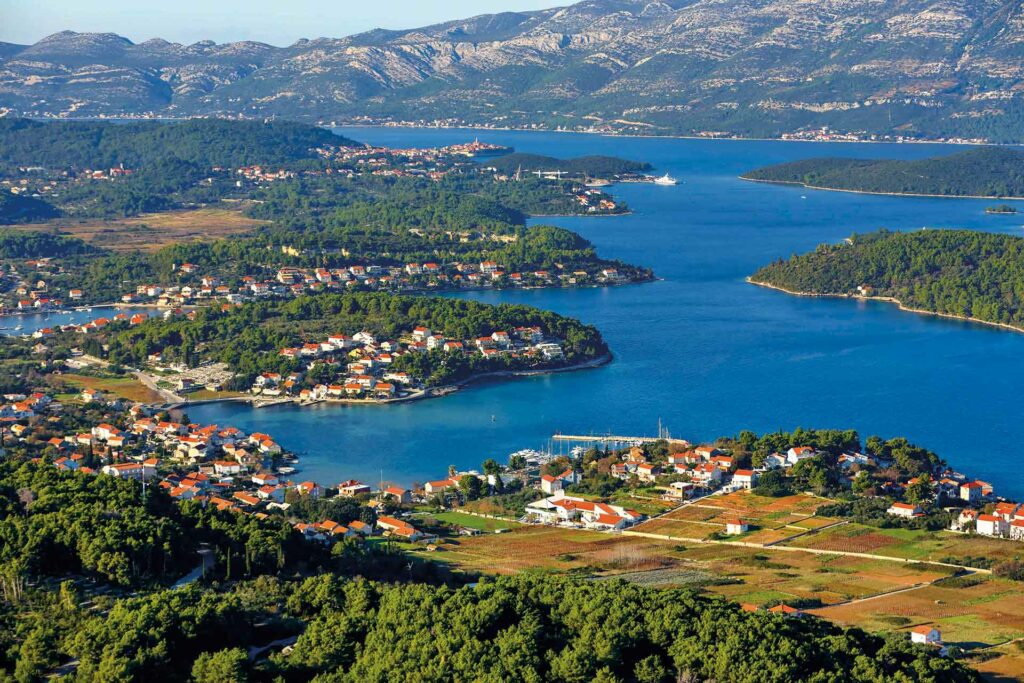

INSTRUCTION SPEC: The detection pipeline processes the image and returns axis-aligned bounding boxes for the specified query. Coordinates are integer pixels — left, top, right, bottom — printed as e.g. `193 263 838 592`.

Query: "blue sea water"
177 128 1024 496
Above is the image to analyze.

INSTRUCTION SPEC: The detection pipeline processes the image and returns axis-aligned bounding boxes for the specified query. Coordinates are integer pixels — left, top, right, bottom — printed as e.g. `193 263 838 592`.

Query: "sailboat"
652 173 677 186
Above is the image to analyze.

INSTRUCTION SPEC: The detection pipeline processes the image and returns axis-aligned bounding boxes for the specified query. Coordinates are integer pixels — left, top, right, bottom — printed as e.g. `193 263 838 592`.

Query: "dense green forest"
1 559 973 682
0 192 60 225
483 153 651 177
97 292 608 383
0 118 354 172
742 147 1024 198
751 229 1024 328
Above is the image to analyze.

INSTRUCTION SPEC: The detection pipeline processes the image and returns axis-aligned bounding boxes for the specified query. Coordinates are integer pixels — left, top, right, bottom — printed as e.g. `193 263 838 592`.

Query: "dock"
552 433 691 447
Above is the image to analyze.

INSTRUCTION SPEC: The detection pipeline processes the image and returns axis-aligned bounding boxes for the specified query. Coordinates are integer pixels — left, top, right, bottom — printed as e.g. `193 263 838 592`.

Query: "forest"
97 292 608 383
1 555 973 683
0 118 354 172
751 229 1024 329
742 147 1024 198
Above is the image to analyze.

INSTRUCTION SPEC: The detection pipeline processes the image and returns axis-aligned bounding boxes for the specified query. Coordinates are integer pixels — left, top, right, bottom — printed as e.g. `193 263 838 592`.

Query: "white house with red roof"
887 502 923 518
732 469 758 489
525 494 642 530
786 446 816 464
977 513 1008 537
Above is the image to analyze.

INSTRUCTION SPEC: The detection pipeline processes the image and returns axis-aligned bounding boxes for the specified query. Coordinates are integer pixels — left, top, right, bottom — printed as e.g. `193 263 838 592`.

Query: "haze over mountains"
2 0 1024 141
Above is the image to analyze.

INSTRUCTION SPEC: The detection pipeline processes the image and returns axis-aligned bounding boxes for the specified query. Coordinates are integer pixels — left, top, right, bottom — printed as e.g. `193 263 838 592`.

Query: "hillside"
742 147 1024 198
751 229 1024 329
3 0 1024 141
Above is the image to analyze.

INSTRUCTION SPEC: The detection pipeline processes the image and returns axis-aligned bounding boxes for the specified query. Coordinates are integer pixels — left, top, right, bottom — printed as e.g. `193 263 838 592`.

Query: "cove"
187 128 1024 497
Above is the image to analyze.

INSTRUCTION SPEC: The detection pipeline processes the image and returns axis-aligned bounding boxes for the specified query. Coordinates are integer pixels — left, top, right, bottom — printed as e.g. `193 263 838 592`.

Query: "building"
976 513 1008 537
732 469 758 489
725 519 749 535
887 502 923 518
910 625 942 646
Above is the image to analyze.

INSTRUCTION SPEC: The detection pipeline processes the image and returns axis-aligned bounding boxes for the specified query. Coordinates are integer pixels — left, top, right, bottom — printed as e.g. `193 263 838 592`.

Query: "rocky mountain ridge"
2 0 1023 141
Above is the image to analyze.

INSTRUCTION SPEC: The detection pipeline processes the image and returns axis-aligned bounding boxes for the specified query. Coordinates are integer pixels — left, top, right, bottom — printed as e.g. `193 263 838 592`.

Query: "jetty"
552 433 690 448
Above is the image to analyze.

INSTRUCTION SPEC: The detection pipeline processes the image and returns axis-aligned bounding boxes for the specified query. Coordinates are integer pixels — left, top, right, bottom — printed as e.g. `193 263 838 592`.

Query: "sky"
0 0 565 46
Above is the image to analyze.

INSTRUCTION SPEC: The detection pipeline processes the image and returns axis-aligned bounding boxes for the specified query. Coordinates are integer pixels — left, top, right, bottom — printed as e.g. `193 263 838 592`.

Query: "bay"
173 128 1024 496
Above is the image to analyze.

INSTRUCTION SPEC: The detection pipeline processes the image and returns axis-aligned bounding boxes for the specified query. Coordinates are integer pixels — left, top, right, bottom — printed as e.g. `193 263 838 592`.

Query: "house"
1010 519 1024 541
101 462 143 480
725 519 749 535
763 453 788 469
338 479 372 497
768 604 804 618
381 486 412 504
540 474 564 495
786 446 816 464
994 502 1020 521
887 502 923 518
81 388 104 403
960 481 984 503
910 625 943 646
976 513 1008 537
295 481 324 499
635 463 661 482
732 469 758 489
424 477 459 495
950 508 978 531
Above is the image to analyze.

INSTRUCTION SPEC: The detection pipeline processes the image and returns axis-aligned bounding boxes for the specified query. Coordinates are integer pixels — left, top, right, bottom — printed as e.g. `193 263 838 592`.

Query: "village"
7 378 1024 663
1 251 631 315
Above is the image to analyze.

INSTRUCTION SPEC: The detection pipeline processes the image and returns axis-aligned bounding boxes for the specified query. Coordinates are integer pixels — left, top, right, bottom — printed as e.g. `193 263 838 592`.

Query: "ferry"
652 173 678 186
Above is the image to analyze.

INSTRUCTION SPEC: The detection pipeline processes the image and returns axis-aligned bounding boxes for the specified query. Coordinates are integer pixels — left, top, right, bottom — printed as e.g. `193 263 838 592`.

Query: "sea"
13 128 1024 496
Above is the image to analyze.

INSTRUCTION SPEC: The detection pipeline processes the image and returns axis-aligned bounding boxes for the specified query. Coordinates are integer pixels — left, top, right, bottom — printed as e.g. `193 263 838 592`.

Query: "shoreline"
166 351 613 412
747 278 1024 334
332 121 992 147
739 176 1024 202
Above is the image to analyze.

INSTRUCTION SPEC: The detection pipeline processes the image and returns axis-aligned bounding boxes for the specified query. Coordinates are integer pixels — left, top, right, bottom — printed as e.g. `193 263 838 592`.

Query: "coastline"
747 278 1024 334
333 121 989 147
739 176 1024 202
166 351 613 412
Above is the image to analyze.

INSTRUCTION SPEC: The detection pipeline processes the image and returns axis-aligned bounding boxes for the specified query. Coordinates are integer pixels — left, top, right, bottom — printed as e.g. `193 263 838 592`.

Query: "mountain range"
2 0 1024 141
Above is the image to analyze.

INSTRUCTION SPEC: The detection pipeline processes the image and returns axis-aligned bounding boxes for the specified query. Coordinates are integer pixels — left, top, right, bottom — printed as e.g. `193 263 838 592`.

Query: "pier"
552 433 690 447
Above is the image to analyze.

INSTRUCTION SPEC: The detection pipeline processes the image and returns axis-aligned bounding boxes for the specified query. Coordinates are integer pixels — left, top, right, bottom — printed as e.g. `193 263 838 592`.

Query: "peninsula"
750 229 1024 332
741 147 1024 199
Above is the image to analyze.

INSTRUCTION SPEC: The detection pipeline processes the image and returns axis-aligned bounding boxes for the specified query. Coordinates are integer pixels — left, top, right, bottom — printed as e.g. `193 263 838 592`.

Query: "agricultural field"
54 373 164 404
427 526 681 575
782 522 1024 566
812 574 1024 651
669 543 955 607
967 641 1024 682
633 490 839 545
20 206 267 252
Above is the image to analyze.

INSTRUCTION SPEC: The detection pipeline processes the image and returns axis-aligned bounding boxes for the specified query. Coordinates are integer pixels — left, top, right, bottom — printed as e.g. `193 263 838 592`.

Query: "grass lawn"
432 511 522 532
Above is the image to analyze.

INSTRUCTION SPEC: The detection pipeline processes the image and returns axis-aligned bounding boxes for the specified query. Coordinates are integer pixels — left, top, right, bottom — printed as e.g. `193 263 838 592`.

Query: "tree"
754 469 792 497
191 648 248 683
905 474 934 505
459 475 483 501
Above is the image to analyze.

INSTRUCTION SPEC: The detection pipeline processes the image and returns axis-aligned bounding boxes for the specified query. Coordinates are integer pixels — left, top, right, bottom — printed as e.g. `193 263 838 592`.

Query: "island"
741 146 1024 199
986 204 1018 215
749 229 1024 331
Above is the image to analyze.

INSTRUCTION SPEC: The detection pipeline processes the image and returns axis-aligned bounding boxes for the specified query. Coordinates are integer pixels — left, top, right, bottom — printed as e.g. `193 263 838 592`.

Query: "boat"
652 173 677 186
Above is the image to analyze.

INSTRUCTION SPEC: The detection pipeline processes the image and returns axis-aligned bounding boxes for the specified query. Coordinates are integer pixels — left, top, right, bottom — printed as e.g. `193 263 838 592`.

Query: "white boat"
652 173 677 186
